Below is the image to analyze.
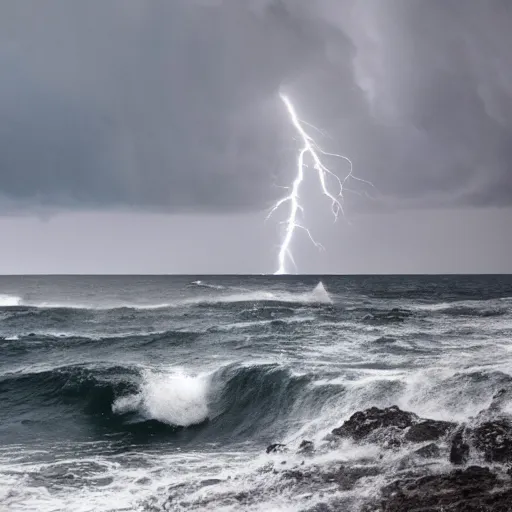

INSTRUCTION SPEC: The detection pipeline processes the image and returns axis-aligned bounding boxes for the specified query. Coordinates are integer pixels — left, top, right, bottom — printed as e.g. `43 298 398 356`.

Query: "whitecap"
186 282 332 306
309 281 332 304
189 280 225 290
0 294 22 307
112 369 209 427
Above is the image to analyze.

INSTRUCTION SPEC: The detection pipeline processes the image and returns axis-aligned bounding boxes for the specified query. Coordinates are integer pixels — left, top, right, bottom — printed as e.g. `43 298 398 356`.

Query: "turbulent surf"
1 275 512 511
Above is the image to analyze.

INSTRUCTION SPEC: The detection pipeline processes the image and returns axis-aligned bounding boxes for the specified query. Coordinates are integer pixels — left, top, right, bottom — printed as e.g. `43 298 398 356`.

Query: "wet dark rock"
448 419 512 464
298 440 314 454
450 428 470 465
379 426 405 450
405 419 456 443
302 504 331 512
414 443 441 459
332 404 512 466
233 491 251 503
372 466 512 512
282 469 309 481
322 465 381 490
163 403 512 511
489 388 512 412
473 419 512 463
282 464 380 492
332 406 418 441
266 443 287 454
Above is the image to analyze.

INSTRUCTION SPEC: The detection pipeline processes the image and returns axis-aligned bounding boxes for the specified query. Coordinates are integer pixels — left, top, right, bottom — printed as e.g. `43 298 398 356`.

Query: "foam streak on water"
1 275 512 511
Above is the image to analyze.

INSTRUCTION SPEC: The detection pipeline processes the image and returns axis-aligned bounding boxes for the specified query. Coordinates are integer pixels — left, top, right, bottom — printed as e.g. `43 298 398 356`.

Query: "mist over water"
1 275 512 511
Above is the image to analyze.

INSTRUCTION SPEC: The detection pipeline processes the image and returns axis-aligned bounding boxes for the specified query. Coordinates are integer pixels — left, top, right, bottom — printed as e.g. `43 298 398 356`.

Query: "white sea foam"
288 358 512 447
411 298 512 314
0 447 271 512
7 279 508 511
189 281 332 306
0 294 22 307
112 369 210 427
190 280 226 290
29 301 174 310
0 282 331 312
310 281 332 303
4 329 173 342
213 316 316 332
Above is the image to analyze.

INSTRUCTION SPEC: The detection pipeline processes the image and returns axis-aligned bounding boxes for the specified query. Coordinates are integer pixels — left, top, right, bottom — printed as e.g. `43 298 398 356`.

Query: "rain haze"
1 0 512 274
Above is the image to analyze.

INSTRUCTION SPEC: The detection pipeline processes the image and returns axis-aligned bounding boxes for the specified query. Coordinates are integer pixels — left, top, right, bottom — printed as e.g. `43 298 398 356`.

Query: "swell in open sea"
1 274 512 511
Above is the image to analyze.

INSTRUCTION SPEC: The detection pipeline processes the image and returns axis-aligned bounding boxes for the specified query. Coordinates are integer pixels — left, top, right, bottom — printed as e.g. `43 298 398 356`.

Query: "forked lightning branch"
268 92 372 275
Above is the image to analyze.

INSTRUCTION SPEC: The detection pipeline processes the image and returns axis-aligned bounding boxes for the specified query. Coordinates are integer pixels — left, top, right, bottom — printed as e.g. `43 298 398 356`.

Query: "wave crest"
0 294 21 307
189 280 225 290
1 362 317 442
191 282 332 308
112 369 209 427
0 364 138 417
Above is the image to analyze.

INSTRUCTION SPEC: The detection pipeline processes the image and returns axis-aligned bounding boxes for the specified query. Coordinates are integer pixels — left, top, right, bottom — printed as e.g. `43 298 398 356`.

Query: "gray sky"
1 0 511 274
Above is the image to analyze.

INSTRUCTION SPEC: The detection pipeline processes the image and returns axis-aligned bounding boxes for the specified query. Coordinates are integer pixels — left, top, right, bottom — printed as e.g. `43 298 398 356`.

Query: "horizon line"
0 273 511 277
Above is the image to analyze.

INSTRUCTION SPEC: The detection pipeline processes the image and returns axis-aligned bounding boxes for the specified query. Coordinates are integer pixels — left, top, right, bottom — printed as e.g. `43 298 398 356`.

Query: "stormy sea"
2 275 512 512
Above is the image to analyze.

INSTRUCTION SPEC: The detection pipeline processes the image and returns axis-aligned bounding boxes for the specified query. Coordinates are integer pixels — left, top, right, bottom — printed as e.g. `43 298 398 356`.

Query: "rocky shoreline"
265 392 512 511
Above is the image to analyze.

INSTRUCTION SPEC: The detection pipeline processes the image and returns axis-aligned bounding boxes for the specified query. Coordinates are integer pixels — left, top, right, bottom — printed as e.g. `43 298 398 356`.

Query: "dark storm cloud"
0 0 511 214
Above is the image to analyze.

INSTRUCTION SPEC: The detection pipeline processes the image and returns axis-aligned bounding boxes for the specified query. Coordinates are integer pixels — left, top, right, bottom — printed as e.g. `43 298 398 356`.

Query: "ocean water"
1 274 512 511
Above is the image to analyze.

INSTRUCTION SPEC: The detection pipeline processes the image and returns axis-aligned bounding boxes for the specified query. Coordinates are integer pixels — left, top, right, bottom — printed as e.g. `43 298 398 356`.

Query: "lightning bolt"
268 92 372 275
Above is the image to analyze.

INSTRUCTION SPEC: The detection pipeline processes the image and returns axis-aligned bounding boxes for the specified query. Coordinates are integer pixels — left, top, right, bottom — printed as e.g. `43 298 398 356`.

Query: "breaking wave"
0 294 21 307
3 361 512 443
112 369 210 427
0 282 331 313
412 300 509 317
9 358 507 447
189 280 225 290
190 281 333 307
2 275 512 511
111 363 315 440
0 362 316 441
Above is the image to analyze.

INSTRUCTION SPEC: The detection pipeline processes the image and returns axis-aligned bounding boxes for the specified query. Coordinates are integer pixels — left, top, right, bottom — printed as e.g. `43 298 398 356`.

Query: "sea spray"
0 294 21 307
112 369 209 427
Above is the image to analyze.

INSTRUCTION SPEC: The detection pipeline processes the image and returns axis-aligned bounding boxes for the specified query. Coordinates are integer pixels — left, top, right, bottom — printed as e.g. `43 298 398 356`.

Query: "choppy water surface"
1 275 512 511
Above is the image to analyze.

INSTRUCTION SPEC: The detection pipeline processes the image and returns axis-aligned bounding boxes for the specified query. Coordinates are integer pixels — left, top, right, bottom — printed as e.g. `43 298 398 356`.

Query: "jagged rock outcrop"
265 404 512 511
413 442 441 459
331 406 455 449
450 427 470 465
448 418 512 464
404 419 456 443
298 440 314 454
331 406 418 441
371 466 512 512
473 419 512 463
266 443 287 454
